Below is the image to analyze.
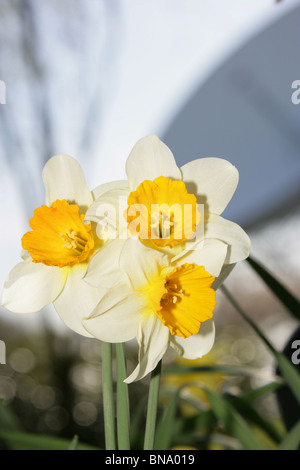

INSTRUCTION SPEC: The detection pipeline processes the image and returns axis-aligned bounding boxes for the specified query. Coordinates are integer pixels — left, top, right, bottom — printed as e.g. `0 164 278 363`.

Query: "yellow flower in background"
162 353 225 416
1 154 116 336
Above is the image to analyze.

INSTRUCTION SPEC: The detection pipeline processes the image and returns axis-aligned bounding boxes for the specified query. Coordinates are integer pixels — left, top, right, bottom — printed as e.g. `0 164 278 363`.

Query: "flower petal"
2 258 67 313
204 214 250 264
53 263 105 337
43 154 93 212
172 239 228 277
85 187 130 239
92 180 129 200
120 238 169 290
170 319 215 360
124 314 169 383
181 214 250 265
181 157 239 215
84 239 128 288
126 135 181 190
83 285 145 343
212 264 236 290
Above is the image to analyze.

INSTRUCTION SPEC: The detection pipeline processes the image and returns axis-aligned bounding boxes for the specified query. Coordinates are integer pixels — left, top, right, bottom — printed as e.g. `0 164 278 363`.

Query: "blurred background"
0 0 300 449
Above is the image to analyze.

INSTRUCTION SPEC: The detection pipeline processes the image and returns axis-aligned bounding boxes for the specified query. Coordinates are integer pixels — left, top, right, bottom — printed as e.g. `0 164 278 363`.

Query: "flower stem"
116 343 131 450
143 360 162 450
102 341 116 450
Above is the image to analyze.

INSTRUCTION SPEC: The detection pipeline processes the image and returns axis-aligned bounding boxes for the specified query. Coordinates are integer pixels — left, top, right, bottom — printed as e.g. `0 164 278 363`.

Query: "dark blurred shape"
276 326 300 434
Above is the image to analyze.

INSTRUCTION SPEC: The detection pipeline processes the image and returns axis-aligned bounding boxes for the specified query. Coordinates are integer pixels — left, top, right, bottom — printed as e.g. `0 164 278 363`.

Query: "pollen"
153 264 216 338
125 176 201 248
22 199 95 267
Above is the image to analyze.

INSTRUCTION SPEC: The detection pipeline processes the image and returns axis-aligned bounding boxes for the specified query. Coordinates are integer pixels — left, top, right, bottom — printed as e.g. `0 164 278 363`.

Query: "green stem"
102 342 116 450
143 360 162 450
116 343 131 450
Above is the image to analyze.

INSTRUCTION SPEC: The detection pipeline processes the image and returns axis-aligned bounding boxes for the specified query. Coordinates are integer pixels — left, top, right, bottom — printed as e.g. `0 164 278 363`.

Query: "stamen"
126 176 200 248
60 230 88 253
160 281 184 306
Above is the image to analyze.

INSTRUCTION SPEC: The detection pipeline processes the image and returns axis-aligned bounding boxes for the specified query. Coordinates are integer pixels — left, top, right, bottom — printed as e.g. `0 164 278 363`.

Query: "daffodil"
85 135 250 274
83 237 229 383
1 154 116 336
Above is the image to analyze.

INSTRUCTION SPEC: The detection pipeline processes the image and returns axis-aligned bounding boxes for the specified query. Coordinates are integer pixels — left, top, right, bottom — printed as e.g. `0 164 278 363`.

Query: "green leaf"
225 393 284 444
164 363 259 377
155 389 180 450
247 256 300 322
222 286 300 406
0 399 22 432
240 382 282 403
0 430 100 450
68 435 79 450
203 388 265 450
277 420 300 450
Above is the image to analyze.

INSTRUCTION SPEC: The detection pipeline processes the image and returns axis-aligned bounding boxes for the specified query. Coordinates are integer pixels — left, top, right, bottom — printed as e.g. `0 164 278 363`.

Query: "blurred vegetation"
0 256 300 450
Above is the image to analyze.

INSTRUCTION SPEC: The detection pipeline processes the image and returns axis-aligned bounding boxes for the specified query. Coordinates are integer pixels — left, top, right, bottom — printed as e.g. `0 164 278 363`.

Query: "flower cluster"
2 135 250 383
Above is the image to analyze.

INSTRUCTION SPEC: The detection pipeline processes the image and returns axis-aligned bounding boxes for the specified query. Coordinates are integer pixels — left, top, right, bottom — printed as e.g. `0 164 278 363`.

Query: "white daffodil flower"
85 135 250 275
1 154 118 337
83 237 228 383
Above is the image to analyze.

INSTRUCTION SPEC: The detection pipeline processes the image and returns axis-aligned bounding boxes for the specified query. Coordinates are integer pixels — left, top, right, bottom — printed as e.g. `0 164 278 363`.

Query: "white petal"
181 157 239 215
92 180 129 200
53 263 105 337
172 239 228 277
124 314 169 383
120 238 169 290
212 264 236 290
204 214 250 264
126 135 181 190
84 239 128 288
85 187 130 239
181 214 250 265
170 319 215 360
43 154 93 212
2 258 66 313
83 285 145 343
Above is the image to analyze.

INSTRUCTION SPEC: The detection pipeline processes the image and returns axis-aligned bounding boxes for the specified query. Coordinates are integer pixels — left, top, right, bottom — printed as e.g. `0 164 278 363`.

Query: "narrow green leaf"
204 388 265 450
277 421 300 450
68 435 79 450
0 399 22 432
144 360 162 450
0 430 99 450
225 394 284 443
116 342 130 450
155 390 179 450
102 341 116 450
240 382 282 403
129 395 148 449
222 286 300 407
247 256 300 322
164 364 260 377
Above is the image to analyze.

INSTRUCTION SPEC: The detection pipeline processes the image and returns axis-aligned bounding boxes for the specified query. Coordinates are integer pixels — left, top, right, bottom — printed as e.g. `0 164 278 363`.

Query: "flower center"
125 176 201 248
149 263 216 338
22 199 95 267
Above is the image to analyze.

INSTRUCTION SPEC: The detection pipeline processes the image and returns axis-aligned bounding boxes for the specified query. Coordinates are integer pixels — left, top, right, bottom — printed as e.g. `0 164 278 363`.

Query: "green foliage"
0 256 299 450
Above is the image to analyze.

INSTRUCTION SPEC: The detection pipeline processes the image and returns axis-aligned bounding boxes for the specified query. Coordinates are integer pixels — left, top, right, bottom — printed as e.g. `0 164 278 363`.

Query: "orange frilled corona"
125 176 201 248
22 199 95 267
143 263 216 338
